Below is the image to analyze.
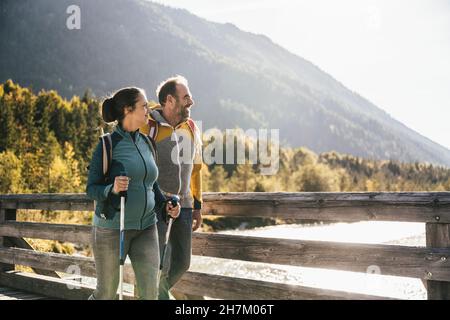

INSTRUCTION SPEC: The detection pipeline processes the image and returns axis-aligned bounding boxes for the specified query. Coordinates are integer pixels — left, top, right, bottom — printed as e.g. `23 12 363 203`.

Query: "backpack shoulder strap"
186 118 202 150
186 118 197 136
147 118 159 141
100 133 112 176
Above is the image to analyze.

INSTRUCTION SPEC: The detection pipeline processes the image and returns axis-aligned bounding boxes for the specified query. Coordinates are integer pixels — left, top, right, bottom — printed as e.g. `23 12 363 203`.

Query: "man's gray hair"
156 75 189 106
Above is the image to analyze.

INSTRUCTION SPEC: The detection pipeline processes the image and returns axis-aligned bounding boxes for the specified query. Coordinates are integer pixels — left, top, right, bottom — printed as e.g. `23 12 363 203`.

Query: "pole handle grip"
118 171 128 198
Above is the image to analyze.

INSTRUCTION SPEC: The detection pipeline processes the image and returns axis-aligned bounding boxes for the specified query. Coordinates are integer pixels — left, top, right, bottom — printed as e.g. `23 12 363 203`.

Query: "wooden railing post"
0 208 17 272
425 223 450 300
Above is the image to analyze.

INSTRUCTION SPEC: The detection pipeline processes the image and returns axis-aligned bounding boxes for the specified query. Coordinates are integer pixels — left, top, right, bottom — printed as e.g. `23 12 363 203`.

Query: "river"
189 221 427 300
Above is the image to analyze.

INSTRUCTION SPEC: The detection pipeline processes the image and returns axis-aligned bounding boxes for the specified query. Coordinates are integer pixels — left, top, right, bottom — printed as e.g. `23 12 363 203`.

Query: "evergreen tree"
229 165 257 192
0 80 22 153
0 151 23 193
207 166 229 192
295 163 340 192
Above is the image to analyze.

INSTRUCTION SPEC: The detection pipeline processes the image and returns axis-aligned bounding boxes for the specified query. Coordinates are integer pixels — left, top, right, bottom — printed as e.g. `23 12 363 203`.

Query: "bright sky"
153 0 450 150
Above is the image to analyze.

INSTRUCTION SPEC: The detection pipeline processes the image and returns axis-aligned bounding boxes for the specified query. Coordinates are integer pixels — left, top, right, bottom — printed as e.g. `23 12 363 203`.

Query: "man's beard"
175 99 190 121
180 105 190 120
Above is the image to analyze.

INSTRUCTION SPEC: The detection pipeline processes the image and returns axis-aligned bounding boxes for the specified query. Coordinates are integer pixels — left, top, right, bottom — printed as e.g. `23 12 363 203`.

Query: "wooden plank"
173 271 395 300
0 289 16 294
1 192 449 223
0 193 94 211
2 223 450 282
0 221 91 245
204 192 450 204
0 295 21 300
0 295 45 300
1 294 45 300
0 209 6 249
0 202 92 211
5 237 60 278
0 271 134 300
426 223 450 300
203 192 450 222
0 247 135 284
0 288 47 300
204 203 450 222
0 208 15 272
192 233 450 281
2 192 449 206
2 270 392 300
0 290 45 300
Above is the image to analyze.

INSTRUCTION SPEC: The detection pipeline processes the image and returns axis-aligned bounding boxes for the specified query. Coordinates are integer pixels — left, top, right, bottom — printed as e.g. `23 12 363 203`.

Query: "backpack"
99 131 158 178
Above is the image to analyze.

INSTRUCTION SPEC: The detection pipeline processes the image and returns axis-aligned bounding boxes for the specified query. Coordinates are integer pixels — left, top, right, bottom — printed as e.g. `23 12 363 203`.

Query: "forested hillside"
1 80 449 196
1 0 450 166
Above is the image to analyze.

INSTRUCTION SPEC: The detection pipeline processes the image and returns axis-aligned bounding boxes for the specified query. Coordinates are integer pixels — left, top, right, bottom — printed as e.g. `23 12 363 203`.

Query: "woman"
86 87 180 300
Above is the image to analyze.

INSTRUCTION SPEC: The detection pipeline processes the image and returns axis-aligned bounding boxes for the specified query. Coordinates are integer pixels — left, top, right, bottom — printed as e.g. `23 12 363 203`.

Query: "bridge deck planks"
0 286 49 300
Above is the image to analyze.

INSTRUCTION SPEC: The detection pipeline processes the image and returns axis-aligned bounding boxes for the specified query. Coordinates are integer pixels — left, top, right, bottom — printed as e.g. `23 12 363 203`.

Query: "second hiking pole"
119 172 127 300
158 195 180 283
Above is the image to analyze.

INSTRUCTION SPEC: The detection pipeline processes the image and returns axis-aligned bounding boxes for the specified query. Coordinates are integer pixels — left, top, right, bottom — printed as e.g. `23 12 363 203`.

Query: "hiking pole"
118 171 127 300
158 195 180 283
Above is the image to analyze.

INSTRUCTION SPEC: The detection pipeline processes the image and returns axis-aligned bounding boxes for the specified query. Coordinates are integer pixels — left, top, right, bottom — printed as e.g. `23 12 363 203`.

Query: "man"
140 75 203 300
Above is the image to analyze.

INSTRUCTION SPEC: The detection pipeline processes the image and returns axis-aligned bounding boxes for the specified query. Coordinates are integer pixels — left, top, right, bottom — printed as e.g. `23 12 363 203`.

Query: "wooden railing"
0 192 449 300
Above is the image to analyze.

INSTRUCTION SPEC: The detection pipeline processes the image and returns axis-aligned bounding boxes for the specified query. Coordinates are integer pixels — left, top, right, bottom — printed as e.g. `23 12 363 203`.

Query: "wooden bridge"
0 192 449 300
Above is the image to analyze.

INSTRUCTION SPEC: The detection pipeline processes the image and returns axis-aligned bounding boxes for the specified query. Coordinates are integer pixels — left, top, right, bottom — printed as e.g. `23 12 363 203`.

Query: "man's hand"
166 201 180 219
192 209 202 231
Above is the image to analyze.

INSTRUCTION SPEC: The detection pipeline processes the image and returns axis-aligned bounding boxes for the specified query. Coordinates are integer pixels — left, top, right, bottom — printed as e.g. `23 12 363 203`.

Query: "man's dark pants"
157 208 193 300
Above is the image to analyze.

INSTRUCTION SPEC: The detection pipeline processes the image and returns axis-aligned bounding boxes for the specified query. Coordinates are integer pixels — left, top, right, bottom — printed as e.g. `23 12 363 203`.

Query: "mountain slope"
1 0 449 166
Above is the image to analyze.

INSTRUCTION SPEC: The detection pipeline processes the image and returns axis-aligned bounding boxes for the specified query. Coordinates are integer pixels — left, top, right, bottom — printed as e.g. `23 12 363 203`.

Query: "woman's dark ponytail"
101 87 145 124
102 98 117 123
